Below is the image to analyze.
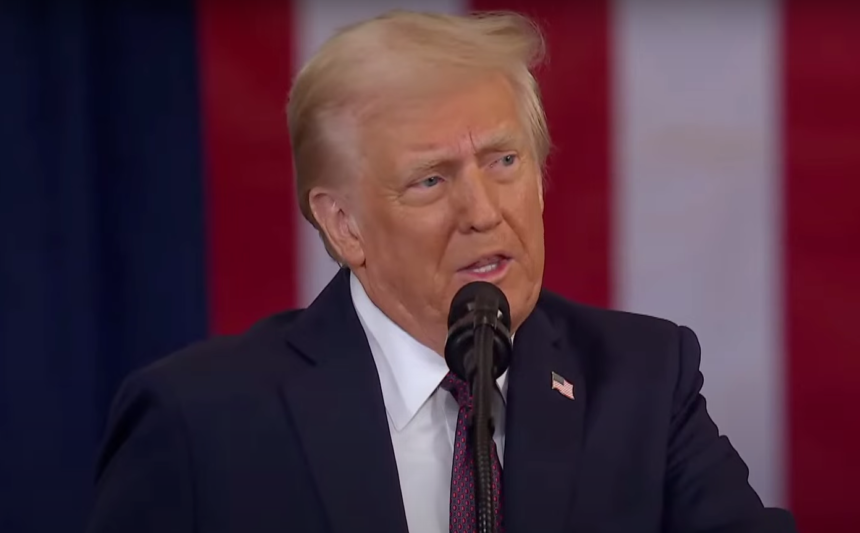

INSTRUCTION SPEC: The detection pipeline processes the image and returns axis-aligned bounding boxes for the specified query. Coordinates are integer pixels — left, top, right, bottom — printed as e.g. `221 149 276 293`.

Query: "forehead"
401 127 523 169
362 74 527 163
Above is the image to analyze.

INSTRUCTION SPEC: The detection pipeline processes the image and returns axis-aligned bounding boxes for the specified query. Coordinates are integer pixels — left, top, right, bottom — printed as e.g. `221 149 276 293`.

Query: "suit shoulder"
538 289 679 339
126 309 306 395
536 289 687 373
535 291 695 410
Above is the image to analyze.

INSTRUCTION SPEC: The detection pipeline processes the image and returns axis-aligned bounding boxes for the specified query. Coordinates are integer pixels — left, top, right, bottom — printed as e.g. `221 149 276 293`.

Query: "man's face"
339 73 545 352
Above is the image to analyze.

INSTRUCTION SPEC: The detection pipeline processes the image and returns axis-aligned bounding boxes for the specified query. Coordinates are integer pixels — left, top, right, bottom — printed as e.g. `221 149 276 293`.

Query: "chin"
505 280 541 329
446 263 539 321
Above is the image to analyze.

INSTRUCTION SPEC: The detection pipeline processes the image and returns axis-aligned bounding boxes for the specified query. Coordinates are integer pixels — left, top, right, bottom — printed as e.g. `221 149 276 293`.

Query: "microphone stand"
445 283 512 533
471 317 500 533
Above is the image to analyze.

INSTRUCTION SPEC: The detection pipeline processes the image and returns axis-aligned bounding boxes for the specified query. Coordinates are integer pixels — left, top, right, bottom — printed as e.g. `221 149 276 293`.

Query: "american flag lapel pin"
551 371 575 400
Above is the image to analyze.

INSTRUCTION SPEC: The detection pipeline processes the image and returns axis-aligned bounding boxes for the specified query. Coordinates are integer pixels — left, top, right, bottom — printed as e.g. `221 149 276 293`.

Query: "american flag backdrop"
196 1 860 531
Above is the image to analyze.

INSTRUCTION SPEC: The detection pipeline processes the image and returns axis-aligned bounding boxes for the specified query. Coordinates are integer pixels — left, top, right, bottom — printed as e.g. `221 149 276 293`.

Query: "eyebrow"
404 130 523 176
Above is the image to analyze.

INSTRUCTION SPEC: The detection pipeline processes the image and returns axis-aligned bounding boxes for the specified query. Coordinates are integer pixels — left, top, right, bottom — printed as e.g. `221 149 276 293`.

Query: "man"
87 9 796 533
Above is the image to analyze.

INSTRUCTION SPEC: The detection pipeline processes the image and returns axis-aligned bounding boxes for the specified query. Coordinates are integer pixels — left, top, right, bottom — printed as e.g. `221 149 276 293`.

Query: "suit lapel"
280 269 409 533
503 299 587 533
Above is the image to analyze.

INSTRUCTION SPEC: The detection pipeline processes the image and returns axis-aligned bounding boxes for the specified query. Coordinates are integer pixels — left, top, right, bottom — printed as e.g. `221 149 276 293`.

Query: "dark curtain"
0 1 208 531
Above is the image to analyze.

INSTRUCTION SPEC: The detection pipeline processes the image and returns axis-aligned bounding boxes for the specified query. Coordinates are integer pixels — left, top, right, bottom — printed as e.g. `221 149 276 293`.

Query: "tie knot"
441 372 472 410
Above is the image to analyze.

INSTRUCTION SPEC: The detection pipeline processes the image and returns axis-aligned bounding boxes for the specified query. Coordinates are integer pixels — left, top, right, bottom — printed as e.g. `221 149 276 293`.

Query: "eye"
418 175 443 188
490 153 518 169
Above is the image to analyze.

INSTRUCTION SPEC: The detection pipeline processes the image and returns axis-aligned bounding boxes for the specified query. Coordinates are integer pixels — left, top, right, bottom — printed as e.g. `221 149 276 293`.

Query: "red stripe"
197 1 298 334
784 2 860 530
468 0 613 307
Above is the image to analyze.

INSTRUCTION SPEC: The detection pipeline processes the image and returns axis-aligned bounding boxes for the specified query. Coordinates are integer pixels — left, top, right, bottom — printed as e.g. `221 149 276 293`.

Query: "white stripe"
612 0 783 505
294 0 466 306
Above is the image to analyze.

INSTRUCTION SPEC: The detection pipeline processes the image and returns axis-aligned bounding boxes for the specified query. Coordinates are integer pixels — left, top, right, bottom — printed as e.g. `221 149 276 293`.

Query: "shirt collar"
350 273 508 432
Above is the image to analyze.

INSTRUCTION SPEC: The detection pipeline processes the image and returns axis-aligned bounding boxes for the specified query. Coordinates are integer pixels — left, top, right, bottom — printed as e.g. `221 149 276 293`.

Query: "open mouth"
460 255 511 276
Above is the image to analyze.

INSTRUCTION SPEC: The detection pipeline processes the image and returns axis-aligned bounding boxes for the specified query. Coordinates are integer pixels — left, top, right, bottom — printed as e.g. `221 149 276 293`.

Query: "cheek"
504 181 545 265
367 207 454 260
408 214 457 257
508 180 544 229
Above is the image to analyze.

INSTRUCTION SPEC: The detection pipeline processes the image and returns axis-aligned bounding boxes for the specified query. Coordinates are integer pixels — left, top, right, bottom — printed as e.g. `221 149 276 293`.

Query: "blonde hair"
286 10 549 260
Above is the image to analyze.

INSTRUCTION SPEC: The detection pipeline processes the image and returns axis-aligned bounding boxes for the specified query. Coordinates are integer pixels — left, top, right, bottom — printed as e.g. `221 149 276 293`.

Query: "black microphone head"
447 281 511 330
445 281 513 383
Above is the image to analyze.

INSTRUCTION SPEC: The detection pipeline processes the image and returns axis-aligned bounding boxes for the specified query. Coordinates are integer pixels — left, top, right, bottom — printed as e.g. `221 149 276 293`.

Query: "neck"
350 271 448 356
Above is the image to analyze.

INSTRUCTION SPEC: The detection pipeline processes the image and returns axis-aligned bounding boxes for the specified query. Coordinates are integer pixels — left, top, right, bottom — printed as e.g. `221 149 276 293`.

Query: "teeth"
471 262 499 274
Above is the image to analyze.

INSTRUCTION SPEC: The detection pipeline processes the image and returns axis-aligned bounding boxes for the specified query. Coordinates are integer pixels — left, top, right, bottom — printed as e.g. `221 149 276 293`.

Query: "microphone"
445 281 513 385
445 281 513 533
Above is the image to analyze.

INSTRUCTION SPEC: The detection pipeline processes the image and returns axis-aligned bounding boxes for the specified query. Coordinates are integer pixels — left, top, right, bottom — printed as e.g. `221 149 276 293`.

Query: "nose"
454 166 503 234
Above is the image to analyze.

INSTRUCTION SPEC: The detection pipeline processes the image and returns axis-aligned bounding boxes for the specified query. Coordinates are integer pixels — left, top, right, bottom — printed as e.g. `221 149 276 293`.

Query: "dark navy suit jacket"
87 268 796 533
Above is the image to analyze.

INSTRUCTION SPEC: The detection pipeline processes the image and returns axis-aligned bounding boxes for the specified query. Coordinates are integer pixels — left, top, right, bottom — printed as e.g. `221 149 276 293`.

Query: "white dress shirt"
350 273 507 533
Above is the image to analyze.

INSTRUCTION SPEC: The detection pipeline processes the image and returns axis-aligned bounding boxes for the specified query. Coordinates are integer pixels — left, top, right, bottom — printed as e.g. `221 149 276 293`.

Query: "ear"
308 186 365 268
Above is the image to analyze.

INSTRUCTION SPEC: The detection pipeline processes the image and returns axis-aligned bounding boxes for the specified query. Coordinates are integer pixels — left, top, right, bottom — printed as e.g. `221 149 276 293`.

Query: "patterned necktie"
441 372 504 533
